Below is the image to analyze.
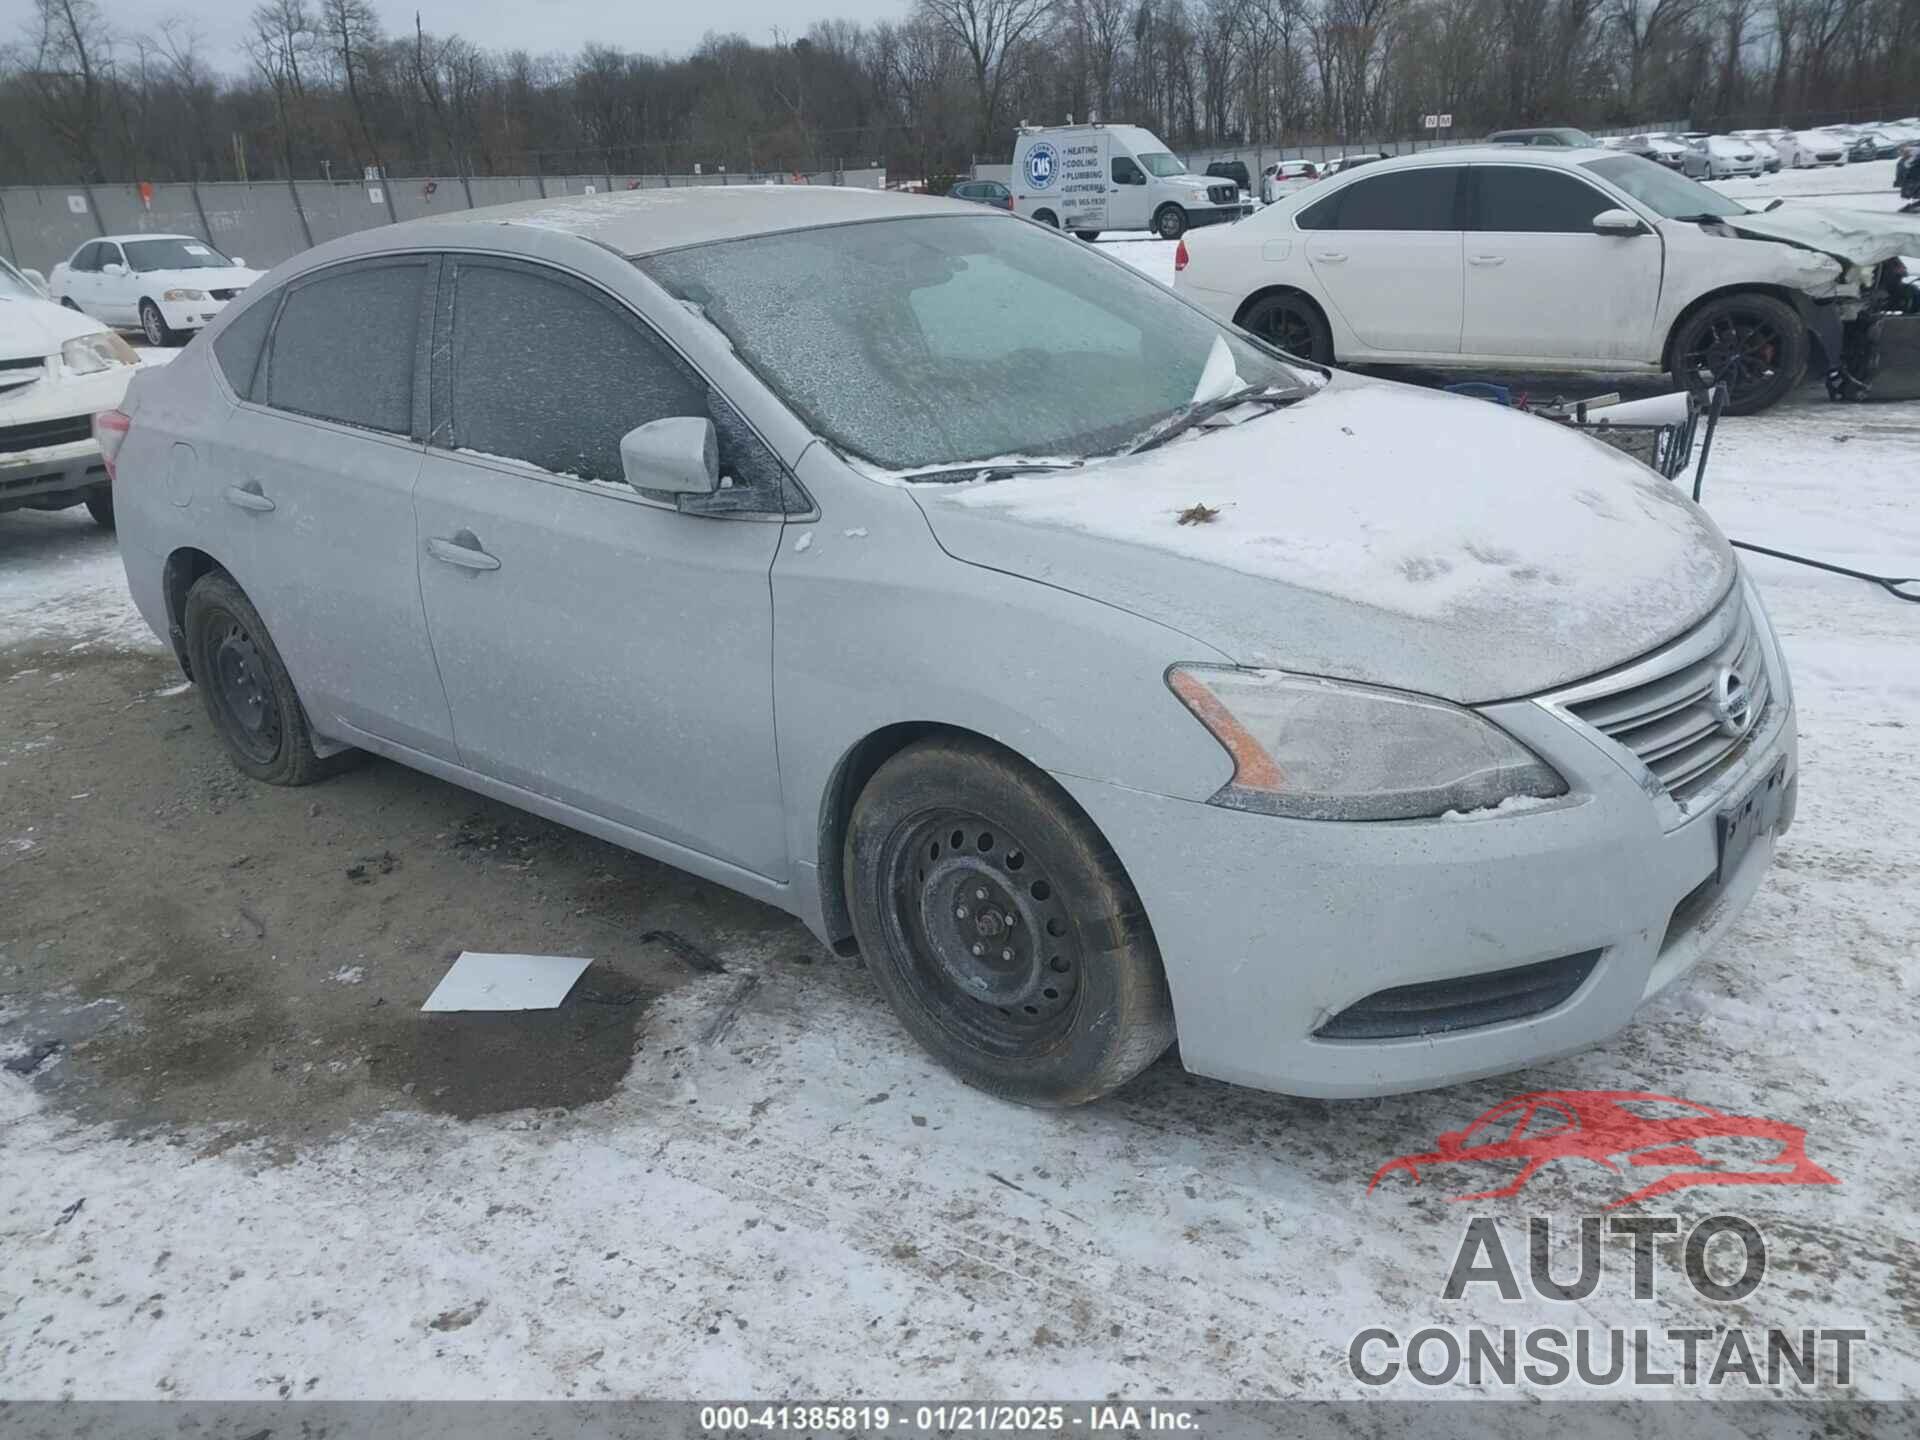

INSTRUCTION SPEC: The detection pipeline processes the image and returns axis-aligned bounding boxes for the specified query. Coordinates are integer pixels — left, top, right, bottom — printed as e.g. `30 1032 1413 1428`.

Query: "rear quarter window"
213 292 279 400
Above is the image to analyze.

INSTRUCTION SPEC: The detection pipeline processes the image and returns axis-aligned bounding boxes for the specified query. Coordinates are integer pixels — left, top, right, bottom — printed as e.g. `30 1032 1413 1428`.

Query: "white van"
1011 122 1241 240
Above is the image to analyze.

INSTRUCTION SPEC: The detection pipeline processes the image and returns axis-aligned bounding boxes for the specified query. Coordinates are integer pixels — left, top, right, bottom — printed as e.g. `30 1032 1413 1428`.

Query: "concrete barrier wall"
0 169 887 276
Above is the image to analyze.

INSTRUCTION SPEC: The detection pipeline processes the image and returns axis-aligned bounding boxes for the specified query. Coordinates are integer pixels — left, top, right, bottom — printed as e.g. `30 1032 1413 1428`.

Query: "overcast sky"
70 0 912 71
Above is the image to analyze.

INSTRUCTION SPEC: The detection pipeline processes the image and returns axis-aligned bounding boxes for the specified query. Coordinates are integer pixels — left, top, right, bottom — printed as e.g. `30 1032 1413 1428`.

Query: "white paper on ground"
421 952 593 1012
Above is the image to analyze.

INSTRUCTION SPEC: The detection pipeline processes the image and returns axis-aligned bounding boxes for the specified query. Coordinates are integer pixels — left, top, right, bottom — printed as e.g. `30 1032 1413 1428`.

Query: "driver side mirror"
620 416 718 496
22 268 47 294
103 262 127 276
1591 208 1646 236
232 256 247 267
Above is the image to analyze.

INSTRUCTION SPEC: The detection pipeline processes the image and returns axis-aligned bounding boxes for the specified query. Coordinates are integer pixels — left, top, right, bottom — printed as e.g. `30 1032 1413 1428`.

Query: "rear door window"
1472 167 1614 232
261 259 429 436
1298 168 1461 230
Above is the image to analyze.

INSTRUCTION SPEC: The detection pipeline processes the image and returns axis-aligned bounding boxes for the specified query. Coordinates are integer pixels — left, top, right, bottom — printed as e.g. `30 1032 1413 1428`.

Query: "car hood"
1715 205 1920 267
907 375 1733 704
137 267 263 291
0 293 109 360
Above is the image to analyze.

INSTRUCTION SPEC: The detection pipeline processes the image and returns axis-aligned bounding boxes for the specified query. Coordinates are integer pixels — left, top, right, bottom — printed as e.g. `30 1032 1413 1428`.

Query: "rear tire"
61 297 81 310
84 488 114 529
183 571 354 786
1154 204 1188 240
1670 292 1808 415
846 736 1174 1107
1073 230 1100 242
1032 208 1060 229
1239 291 1334 363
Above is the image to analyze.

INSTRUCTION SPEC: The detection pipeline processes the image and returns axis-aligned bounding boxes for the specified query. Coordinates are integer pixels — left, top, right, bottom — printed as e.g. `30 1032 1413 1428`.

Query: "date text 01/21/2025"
699 1404 1200 1433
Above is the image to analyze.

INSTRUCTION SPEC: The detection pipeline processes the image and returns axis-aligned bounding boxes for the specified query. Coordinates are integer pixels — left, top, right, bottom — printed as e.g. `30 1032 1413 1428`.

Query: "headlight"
1168 666 1566 820
59 332 139 374
162 288 208 302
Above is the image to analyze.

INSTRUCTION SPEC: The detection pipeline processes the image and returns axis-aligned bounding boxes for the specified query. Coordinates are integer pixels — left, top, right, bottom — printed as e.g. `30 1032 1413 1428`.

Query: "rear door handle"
425 531 501 572
223 482 275 512
1468 255 1507 266
1311 250 1348 263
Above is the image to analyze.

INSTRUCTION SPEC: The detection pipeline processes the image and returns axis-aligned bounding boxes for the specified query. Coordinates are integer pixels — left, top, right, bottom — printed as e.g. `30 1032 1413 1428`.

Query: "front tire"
1153 204 1188 240
140 299 182 347
1670 292 1808 415
846 737 1174 1107
183 571 353 785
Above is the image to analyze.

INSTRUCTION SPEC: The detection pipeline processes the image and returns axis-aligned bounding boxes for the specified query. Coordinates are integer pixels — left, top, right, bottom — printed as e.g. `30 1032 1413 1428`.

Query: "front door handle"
224 481 275 512
425 531 501 572
1468 254 1507 266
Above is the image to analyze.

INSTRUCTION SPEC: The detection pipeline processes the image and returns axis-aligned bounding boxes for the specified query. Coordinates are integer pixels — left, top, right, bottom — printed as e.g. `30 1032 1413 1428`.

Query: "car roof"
93 233 198 244
1310 145 1616 175
379 184 982 258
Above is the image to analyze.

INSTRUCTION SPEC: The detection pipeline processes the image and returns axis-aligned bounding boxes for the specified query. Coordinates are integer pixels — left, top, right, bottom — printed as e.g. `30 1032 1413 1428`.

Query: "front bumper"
1054 600 1798 1099
156 294 234 332
0 436 109 510
1183 204 1244 230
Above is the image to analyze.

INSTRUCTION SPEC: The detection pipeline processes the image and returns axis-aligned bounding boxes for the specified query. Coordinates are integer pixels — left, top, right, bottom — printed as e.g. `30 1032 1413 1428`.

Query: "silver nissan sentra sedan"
99 186 1797 1106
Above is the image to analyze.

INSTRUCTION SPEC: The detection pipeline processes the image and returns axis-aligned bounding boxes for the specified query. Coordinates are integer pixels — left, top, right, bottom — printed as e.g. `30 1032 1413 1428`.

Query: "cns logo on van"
1024 142 1059 190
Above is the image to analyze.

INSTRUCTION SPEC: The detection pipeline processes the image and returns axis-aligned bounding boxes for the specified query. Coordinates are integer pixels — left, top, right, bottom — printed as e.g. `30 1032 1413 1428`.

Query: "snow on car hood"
1717 205 1920 268
0 293 111 360
909 375 1733 704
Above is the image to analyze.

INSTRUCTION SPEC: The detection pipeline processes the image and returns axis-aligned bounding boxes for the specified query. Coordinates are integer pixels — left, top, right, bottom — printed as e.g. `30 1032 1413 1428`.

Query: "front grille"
1207 184 1236 204
0 413 93 454
1315 951 1601 1040
1562 589 1772 804
0 358 45 393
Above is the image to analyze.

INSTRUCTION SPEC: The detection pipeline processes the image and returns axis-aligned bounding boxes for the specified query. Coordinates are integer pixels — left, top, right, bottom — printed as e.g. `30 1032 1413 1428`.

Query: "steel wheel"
880 810 1083 1057
208 614 284 765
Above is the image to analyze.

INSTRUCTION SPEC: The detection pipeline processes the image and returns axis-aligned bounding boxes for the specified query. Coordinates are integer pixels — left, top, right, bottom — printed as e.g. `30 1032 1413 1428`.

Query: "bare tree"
918 0 1056 147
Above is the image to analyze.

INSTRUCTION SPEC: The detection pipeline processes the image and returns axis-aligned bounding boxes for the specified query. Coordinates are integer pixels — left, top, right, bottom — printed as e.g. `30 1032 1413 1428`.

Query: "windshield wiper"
1671 212 1743 224
1125 383 1309 457
907 461 1084 485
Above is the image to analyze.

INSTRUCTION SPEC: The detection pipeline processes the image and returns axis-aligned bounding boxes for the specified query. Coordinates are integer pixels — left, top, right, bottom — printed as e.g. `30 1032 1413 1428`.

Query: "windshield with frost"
638 214 1311 470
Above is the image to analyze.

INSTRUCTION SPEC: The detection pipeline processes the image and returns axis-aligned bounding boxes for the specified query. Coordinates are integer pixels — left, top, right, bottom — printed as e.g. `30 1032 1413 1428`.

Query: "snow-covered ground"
2 245 1917 1404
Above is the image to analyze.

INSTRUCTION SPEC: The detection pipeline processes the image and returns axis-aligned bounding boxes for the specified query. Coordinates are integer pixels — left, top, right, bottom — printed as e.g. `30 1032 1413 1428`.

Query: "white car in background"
1174 146 1920 413
49 234 262 347
1617 134 1689 168
1775 130 1849 167
1322 152 1387 176
1 254 140 527
1261 159 1321 204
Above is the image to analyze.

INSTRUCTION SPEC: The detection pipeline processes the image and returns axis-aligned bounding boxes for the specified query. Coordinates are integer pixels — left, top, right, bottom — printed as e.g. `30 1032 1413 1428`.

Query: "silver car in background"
100 188 1797 1106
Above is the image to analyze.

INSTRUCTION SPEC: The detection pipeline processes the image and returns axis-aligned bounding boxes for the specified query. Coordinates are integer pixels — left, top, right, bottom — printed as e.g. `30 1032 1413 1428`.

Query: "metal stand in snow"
1727 540 1920 603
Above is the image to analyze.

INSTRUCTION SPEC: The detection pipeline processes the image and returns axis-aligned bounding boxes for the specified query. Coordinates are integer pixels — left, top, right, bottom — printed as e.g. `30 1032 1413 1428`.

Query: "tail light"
1003 195 1014 210
1174 238 1189 273
93 408 131 482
